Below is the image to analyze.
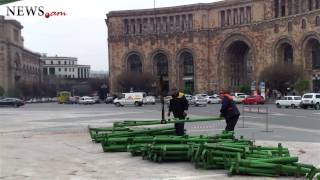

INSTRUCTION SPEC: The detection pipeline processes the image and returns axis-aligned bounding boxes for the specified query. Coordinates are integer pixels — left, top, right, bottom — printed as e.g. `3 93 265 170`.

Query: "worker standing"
219 90 240 131
167 88 189 136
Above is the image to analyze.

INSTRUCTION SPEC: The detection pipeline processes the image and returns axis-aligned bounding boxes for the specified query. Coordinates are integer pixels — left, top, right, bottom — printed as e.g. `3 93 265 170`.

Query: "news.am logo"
1 0 67 18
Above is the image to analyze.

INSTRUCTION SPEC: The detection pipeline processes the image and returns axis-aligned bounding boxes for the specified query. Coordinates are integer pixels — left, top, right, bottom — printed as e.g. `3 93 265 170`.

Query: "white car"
190 96 207 106
275 96 302 108
300 93 320 110
207 96 221 104
143 96 156 105
78 96 95 105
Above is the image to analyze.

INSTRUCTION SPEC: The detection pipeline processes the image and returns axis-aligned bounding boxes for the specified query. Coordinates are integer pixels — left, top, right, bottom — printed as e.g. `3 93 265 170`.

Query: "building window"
127 54 142 73
180 52 194 76
274 24 280 33
302 19 307 29
281 0 286 16
51 61 53 65
154 53 168 76
294 0 300 14
274 0 279 17
227 10 232 26
316 16 320 26
58 61 61 65
220 10 226 27
288 21 293 32
308 0 313 11
58 68 61 72
65 68 67 71
246 6 252 23
124 19 129 34
288 0 293 15
64 61 67 65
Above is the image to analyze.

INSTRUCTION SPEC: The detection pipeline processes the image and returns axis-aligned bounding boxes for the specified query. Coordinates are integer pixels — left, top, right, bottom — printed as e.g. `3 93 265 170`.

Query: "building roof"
0 15 23 29
107 0 261 18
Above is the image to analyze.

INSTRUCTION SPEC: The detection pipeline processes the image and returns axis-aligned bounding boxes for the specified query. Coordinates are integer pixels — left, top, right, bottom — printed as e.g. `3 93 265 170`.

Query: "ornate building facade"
106 0 320 94
0 15 42 92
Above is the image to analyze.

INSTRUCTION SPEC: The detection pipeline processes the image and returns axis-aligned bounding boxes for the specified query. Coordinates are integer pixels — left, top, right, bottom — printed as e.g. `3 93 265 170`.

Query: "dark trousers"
225 115 239 131
174 115 185 136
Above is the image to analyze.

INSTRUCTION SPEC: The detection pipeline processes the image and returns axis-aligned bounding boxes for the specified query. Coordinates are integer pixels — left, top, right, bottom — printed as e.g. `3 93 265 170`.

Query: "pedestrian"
167 88 189 136
219 90 240 132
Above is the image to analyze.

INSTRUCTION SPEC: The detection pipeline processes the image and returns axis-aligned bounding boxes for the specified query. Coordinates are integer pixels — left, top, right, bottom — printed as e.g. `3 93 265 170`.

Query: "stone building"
0 15 42 92
106 0 320 94
41 55 91 79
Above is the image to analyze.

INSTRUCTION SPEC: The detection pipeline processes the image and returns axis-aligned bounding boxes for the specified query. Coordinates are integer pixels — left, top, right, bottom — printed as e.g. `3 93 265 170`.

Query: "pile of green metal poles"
88 118 320 179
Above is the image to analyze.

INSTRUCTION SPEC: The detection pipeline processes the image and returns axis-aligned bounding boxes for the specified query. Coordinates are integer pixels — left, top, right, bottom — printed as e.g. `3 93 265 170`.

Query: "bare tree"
260 63 302 94
116 72 156 93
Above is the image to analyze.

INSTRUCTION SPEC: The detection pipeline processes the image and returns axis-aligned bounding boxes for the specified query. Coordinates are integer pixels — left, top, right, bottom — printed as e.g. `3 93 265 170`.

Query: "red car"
242 95 265 105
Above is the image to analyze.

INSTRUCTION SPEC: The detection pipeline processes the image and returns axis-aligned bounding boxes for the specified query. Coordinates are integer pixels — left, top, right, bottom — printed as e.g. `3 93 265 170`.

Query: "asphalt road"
0 102 319 142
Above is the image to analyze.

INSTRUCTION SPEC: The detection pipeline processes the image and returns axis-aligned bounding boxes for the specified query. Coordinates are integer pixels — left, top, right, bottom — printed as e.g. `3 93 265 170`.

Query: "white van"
113 92 146 107
301 93 320 110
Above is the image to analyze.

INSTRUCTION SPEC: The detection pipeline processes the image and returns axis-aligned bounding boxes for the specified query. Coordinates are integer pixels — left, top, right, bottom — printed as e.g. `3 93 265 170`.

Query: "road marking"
245 121 320 135
240 116 264 119
163 174 226 180
270 113 288 116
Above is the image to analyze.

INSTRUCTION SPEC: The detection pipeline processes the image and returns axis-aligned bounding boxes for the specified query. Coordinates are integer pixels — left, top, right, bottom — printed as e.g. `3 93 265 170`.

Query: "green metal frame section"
0 0 21 6
88 117 320 179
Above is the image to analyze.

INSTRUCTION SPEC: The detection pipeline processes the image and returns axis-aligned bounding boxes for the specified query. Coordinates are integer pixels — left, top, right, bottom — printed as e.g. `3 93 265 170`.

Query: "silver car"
190 96 207 106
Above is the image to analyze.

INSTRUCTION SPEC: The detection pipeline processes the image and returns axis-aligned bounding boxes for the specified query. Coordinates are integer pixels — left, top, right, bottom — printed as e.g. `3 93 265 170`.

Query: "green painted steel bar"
113 116 223 127
255 157 298 164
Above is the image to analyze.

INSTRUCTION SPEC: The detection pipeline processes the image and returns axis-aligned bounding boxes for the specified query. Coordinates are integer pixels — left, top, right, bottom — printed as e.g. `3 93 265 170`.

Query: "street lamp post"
159 74 165 122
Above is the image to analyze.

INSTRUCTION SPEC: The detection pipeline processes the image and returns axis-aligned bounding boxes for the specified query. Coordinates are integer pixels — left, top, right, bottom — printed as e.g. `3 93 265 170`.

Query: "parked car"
300 93 320 110
190 95 207 106
275 96 302 108
234 95 249 104
113 92 145 107
0 98 25 107
143 96 156 105
105 96 114 104
207 96 221 104
242 95 265 105
78 96 95 105
93 96 101 104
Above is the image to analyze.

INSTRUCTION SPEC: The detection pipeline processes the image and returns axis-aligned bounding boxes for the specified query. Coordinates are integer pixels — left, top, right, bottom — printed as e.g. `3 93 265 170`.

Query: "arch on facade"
273 37 295 64
124 51 144 73
301 33 320 92
176 48 195 94
151 49 170 94
150 49 170 76
218 33 256 90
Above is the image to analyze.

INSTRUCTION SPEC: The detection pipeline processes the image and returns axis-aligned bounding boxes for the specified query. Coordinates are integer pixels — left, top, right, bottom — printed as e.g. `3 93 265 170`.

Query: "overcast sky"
0 0 220 71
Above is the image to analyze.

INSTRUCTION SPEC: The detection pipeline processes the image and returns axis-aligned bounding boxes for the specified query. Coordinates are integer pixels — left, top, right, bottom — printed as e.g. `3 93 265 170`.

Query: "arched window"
154 53 168 76
181 52 194 76
127 54 142 73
